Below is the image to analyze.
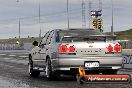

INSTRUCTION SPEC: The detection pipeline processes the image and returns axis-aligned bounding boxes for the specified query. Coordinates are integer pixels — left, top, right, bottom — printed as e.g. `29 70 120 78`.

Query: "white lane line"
4 58 12 60
8 55 16 57
0 54 6 56
19 56 28 58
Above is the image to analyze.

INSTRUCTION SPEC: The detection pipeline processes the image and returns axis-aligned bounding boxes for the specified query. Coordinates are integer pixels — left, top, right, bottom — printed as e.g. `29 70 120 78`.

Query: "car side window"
46 31 54 45
50 31 54 43
40 31 50 46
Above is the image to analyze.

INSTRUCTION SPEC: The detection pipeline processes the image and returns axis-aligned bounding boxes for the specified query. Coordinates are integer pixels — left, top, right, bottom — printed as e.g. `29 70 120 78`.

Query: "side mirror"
32 41 38 46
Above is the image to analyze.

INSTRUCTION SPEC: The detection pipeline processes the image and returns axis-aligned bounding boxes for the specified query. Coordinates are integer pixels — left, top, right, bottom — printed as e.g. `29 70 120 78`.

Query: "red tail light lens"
114 44 121 52
106 44 113 53
59 45 67 52
69 46 75 52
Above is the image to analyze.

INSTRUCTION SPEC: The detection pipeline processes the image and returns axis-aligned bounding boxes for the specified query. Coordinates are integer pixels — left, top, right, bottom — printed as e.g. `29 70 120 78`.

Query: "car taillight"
106 44 113 53
114 44 121 52
69 46 75 52
59 45 68 52
59 45 75 53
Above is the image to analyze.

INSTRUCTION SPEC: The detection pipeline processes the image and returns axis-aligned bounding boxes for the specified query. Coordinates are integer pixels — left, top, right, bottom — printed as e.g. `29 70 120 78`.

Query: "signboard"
122 54 132 68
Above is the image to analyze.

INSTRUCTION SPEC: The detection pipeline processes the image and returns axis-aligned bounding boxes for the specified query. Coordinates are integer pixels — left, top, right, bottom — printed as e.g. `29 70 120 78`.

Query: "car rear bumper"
51 56 123 71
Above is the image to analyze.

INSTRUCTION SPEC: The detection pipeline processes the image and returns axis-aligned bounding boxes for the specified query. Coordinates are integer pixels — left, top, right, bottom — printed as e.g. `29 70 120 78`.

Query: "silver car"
28 28 123 80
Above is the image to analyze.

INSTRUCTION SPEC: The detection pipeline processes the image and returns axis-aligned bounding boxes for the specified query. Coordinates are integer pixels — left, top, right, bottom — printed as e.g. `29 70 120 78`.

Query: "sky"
0 0 132 39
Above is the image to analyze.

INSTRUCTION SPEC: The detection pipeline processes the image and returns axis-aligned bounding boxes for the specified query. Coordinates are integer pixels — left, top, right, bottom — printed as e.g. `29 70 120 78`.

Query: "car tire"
110 70 118 74
28 55 40 77
102 70 118 74
45 59 60 80
45 59 53 80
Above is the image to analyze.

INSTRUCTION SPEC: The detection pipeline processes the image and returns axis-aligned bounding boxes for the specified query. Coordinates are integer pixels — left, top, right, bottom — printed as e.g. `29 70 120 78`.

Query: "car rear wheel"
102 70 118 74
110 70 118 74
28 55 40 77
45 59 60 80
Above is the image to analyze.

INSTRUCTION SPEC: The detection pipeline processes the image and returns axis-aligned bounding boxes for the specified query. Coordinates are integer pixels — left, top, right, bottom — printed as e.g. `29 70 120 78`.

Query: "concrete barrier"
0 43 32 50
0 44 24 50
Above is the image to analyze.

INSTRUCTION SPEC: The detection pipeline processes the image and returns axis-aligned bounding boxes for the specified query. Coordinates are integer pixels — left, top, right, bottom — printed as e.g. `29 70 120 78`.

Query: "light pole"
67 0 70 29
19 18 20 39
88 0 92 29
39 0 41 37
82 0 86 28
17 0 21 39
111 0 114 36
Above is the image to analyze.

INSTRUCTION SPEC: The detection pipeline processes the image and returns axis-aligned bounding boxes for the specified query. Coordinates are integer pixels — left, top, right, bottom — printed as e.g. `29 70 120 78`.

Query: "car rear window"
56 29 106 42
61 36 106 42
59 30 102 36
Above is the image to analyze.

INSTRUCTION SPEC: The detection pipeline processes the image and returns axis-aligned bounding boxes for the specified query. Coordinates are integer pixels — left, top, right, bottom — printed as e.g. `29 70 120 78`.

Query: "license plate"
84 61 99 68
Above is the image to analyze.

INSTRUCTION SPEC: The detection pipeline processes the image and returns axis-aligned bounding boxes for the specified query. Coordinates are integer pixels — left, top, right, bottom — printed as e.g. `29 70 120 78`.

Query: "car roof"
54 28 98 32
